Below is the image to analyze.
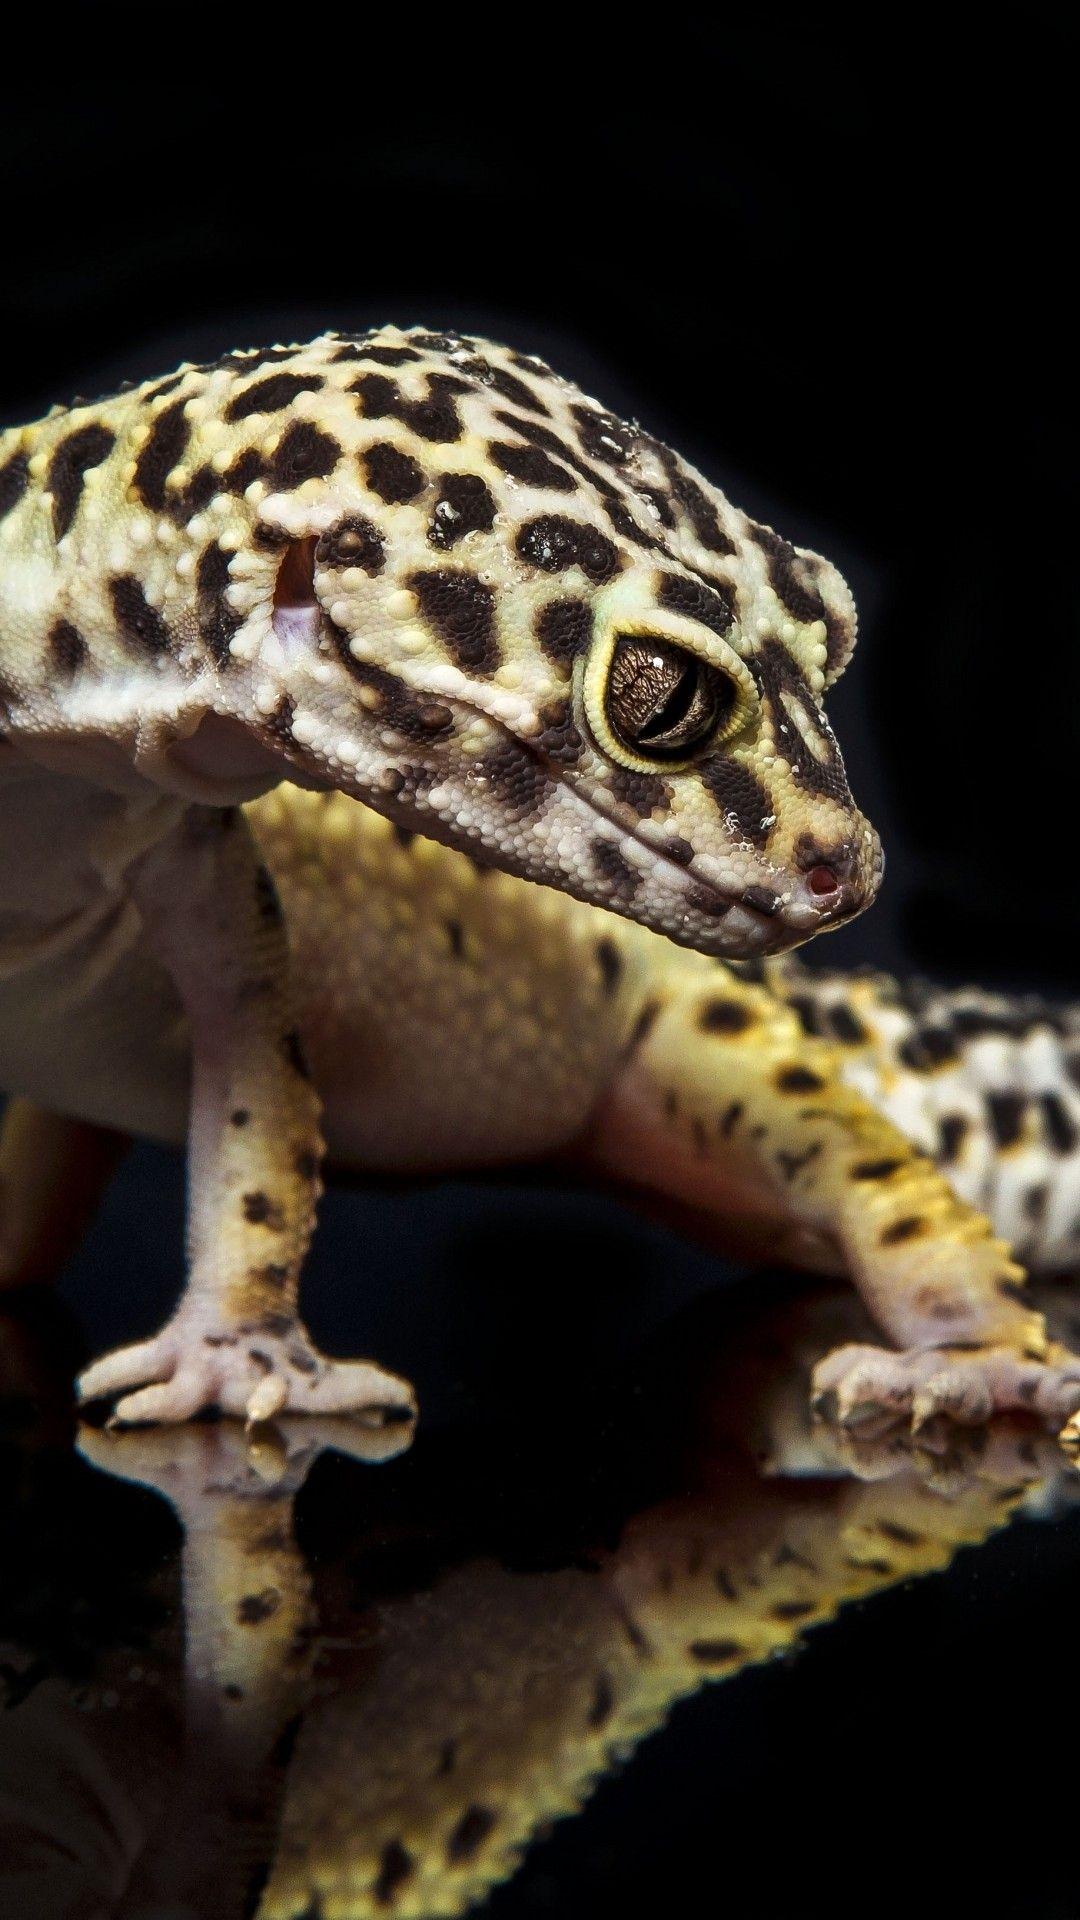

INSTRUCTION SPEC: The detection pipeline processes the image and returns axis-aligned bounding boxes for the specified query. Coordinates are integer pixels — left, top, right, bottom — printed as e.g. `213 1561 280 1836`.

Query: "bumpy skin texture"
0 328 1076 1433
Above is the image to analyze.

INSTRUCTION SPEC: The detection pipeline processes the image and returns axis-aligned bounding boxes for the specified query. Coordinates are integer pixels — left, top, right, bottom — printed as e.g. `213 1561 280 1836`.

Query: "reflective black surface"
5 1200 1080 1919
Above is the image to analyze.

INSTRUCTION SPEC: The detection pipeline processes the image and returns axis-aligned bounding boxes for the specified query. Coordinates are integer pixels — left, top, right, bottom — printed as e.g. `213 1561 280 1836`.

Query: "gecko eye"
605 635 736 761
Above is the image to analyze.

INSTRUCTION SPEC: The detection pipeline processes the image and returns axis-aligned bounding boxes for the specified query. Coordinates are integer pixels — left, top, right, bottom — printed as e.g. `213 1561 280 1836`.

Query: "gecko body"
1 330 1077 1436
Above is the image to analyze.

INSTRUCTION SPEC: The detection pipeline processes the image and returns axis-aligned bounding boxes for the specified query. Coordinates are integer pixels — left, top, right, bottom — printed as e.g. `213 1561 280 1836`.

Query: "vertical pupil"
639 660 699 739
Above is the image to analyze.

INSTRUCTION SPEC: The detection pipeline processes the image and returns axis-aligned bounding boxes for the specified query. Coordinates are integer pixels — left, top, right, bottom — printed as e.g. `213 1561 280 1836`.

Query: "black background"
3 16 1076 989
3 18 1080 1920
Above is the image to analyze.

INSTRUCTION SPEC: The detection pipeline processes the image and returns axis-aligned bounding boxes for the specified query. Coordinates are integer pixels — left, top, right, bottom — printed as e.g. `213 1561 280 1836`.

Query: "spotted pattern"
48 423 115 539
364 441 425 504
409 569 500 674
429 472 496 548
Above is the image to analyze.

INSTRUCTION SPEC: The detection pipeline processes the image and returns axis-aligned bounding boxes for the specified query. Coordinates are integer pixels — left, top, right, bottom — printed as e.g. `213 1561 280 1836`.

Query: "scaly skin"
0 328 1075 1432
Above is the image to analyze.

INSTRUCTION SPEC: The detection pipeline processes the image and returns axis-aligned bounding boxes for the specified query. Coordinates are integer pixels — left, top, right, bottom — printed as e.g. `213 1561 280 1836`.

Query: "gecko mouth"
491 718 824 953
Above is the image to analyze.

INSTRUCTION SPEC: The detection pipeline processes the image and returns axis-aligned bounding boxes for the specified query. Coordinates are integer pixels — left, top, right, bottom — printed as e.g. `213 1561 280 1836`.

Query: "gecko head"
233 328 881 959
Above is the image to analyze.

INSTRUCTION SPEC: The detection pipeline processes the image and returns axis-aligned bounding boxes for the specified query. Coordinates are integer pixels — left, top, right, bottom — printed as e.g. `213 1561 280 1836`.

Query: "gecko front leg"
582 959 1080 1439
77 805 416 1429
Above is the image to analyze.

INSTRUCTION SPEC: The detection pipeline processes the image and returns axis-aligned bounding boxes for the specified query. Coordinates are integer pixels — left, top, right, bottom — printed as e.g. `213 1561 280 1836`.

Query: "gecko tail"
761 958 1080 1277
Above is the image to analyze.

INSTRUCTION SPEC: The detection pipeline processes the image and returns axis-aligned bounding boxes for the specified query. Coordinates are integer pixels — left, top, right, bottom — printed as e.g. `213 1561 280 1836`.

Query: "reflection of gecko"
1 328 1078 1433
2 1284 1071 1919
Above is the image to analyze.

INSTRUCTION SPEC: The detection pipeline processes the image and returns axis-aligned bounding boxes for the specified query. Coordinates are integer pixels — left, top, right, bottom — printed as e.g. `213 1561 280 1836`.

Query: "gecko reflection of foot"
1 1277 1077 1920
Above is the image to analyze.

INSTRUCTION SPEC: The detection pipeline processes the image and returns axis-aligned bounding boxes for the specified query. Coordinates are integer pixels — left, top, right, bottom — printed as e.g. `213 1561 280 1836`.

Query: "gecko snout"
796 836 882 925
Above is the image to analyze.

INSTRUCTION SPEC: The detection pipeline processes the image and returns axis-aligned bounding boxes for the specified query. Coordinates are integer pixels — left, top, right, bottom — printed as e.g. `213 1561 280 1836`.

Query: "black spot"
350 370 463 443
702 756 773 847
1023 1184 1049 1223
327 644 457 741
0 449 30 519
407 331 460 352
110 574 171 654
827 1003 869 1045
592 837 640 898
374 1840 414 1906
607 762 670 818
687 884 733 921
596 938 623 994
938 1114 968 1164
776 1065 825 1093
267 422 340 489
242 1190 278 1225
898 1027 959 1071
460 356 551 414
429 472 497 547
224 372 325 420
987 1092 1026 1150
655 445 737 554
634 483 676 529
688 1639 745 1664
364 441 426 504
488 439 576 490
777 1142 822 1182
409 569 500 674
657 570 735 638
252 866 283 926
236 1589 281 1626
141 372 186 402
445 918 465 959
771 1599 817 1621
196 544 242 664
880 1215 926 1246
754 637 852 807
281 1029 311 1078
48 423 116 539
133 398 190 514
446 1806 498 1865
479 736 550 818
182 465 218 514
851 1158 906 1180
602 495 662 550
570 402 635 465
536 697 586 764
698 997 752 1034
749 520 826 621
535 596 593 670
788 994 825 1038
231 1108 251 1127
316 515 385 574
332 342 421 367
1040 1092 1078 1155
742 884 783 918
212 345 300 374
221 448 267 494
588 1673 615 1729
48 620 87 680
628 1001 662 1050
516 514 622 583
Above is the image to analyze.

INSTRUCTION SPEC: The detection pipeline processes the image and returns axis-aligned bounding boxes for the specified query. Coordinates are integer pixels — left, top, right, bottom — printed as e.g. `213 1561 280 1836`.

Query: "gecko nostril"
808 864 840 896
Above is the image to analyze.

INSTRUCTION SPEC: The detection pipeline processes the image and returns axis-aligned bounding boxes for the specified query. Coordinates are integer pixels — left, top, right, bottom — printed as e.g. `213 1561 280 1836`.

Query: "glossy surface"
4 1173 1080 1919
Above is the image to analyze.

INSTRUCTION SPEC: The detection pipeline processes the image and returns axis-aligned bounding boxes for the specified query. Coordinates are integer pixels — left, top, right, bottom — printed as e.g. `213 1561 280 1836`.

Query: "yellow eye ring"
580 618 757 775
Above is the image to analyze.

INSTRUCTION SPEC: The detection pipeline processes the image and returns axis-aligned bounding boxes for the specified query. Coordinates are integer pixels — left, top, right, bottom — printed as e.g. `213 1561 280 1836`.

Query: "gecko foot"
810 1340 1080 1444
77 1307 418 1430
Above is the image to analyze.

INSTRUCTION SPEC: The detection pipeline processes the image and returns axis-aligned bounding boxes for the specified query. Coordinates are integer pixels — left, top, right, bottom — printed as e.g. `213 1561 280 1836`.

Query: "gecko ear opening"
273 536 318 611
271 536 320 651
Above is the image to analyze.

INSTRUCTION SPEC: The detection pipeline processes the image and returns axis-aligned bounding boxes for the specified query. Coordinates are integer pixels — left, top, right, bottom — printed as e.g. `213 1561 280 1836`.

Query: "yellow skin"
1 328 1078 1432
